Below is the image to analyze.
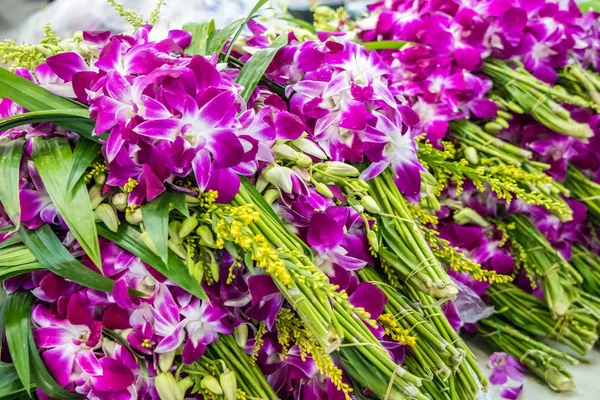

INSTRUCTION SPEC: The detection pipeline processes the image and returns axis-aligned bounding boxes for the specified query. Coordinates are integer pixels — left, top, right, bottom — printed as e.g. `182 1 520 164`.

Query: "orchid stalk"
571 244 600 298
565 165 600 226
504 215 582 316
487 283 599 355
479 316 576 392
367 169 457 298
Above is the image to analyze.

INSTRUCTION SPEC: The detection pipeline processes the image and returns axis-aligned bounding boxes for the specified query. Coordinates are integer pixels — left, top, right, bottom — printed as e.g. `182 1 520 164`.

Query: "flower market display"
2 0 600 399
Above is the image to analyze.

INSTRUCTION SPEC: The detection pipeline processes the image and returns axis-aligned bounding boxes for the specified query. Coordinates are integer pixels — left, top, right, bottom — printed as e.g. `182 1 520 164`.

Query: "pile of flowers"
1 1 600 400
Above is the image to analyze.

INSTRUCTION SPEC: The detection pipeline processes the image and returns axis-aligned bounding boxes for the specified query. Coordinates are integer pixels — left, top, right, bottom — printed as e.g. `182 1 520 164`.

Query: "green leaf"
236 33 288 103
0 362 31 399
0 67 100 141
224 0 269 61
0 234 22 250
183 21 216 56
18 225 115 292
97 223 207 300
0 262 44 281
141 192 187 265
579 0 600 12
4 291 33 391
66 138 102 193
32 137 102 269
361 40 407 50
0 286 5 354
0 109 92 132
0 245 37 267
0 138 25 229
207 18 245 56
27 322 77 399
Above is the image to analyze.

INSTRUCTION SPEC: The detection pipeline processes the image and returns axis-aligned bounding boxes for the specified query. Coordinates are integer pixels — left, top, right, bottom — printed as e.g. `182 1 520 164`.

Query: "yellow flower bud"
315 183 334 199
464 146 479 165
88 184 104 210
94 172 107 186
234 324 248 348
125 208 143 225
158 351 176 373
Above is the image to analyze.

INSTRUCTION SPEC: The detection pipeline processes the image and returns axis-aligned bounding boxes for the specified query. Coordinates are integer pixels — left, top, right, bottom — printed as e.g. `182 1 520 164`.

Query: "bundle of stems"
505 215 582 316
185 334 278 400
479 316 577 392
557 62 600 109
229 182 426 398
358 269 459 376
487 283 599 355
368 169 457 298
482 59 594 139
570 244 600 298
565 165 600 226
357 268 488 400
401 284 488 399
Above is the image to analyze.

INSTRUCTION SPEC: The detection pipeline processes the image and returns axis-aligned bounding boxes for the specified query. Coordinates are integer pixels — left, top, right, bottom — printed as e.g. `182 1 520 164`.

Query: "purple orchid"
489 352 526 385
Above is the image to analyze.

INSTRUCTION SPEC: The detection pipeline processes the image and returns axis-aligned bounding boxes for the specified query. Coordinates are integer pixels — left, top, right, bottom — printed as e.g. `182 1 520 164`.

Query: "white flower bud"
111 192 128 212
94 204 119 232
155 372 184 400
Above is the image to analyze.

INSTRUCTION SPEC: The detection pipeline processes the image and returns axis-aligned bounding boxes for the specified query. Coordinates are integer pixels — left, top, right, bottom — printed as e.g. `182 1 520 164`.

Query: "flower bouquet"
1 0 600 400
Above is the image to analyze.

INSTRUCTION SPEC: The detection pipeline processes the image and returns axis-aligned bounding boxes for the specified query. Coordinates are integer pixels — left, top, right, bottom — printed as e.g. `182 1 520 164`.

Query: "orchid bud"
272 143 300 161
168 240 187 259
255 173 269 193
484 122 503 134
496 110 512 121
263 189 280 205
292 138 327 159
234 324 248 348
548 102 571 120
427 194 440 212
421 170 437 187
506 101 524 114
453 207 489 227
140 232 158 253
315 183 334 199
220 370 237 400
125 208 143 225
495 117 509 129
292 166 310 182
158 350 176 373
191 261 205 283
179 216 199 238
94 172 107 186
155 372 184 400
210 259 220 283
177 377 193 395
89 185 104 210
367 230 379 253
185 194 201 206
94 204 119 233
464 146 479 165
361 196 381 214
201 376 223 395
168 221 182 245
264 166 293 193
111 192 128 212
324 162 360 177
196 225 215 247
296 153 313 168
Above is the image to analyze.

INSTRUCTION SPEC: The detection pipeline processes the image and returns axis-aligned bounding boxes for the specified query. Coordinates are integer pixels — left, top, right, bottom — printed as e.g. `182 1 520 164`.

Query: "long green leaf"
0 109 91 132
0 287 5 355
32 138 101 269
97 223 207 300
27 322 77 399
4 292 33 391
0 262 44 281
183 21 216 56
0 234 21 250
66 138 102 192
208 18 245 56
224 0 269 61
0 138 25 230
236 33 288 103
0 67 100 141
0 362 31 399
18 225 114 292
361 40 407 50
141 192 187 265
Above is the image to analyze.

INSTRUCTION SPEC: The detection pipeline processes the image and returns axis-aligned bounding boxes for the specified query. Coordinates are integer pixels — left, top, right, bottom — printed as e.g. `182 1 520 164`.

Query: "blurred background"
0 0 370 43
